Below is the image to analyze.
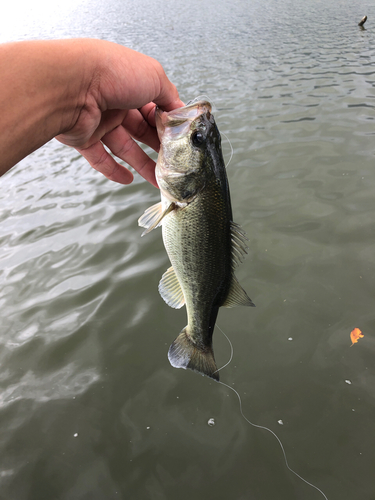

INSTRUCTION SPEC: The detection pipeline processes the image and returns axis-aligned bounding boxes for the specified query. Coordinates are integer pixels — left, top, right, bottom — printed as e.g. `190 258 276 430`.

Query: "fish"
138 99 254 381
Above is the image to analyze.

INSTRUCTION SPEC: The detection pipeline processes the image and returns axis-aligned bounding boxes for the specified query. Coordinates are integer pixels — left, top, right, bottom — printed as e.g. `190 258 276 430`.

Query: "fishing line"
213 325 233 375
215 324 328 500
187 94 217 111
220 131 234 169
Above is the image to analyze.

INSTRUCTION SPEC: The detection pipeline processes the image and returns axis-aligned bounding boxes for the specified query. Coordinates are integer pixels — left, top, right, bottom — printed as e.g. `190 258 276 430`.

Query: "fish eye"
191 131 205 147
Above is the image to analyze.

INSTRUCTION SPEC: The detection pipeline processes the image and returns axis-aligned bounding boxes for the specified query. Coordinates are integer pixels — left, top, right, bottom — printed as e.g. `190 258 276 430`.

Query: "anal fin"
221 275 255 308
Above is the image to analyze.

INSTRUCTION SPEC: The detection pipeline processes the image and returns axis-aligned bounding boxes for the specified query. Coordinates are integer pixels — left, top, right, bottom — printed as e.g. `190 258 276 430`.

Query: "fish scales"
162 183 231 341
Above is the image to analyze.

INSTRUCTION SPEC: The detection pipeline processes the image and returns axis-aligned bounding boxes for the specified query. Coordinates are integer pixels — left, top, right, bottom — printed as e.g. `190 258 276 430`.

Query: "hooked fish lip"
156 100 212 142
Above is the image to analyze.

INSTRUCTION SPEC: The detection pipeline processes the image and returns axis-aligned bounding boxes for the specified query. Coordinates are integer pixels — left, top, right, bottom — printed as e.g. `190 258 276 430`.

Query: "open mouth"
156 101 212 142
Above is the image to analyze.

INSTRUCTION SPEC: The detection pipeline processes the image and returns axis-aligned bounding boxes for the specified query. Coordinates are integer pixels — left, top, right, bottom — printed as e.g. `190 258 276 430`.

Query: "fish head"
155 100 223 203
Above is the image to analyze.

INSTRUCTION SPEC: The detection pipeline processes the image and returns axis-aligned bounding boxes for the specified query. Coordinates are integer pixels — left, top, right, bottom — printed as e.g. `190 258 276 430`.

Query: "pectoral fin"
138 202 176 236
221 275 255 308
158 266 185 309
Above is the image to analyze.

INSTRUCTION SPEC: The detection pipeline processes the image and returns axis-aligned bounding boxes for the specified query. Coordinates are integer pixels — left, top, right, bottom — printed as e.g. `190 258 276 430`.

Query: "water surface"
1 1 375 499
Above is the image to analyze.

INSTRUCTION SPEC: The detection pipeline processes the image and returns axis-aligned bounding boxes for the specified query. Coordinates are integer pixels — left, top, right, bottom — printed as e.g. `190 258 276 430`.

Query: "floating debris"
278 420 284 425
358 15 367 27
208 418 215 427
345 380 352 385
350 328 364 346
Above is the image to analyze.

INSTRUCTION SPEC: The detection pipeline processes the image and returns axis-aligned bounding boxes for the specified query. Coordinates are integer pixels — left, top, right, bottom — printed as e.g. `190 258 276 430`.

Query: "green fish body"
139 100 254 380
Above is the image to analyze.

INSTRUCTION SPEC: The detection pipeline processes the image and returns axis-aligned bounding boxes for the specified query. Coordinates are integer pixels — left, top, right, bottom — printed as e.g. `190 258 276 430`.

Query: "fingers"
69 101 179 187
95 43 184 113
148 60 185 112
77 124 158 187
57 109 126 149
76 142 134 185
102 125 158 187
121 107 160 152
70 106 160 187
137 102 158 129
59 42 186 187
155 91 184 113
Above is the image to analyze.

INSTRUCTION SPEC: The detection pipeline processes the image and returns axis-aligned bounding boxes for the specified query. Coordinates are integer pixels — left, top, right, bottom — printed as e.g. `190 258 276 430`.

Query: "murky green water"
1 1 375 499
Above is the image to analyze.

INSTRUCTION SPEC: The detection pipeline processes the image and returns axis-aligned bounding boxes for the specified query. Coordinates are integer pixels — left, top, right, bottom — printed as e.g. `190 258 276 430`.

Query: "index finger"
150 62 184 112
156 95 185 112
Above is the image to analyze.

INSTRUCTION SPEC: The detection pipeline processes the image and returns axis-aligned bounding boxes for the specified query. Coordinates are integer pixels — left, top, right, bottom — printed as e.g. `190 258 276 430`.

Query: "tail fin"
168 327 219 381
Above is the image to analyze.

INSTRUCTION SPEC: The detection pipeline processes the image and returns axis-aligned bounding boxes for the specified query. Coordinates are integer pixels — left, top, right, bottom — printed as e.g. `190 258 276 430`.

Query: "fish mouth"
156 100 212 143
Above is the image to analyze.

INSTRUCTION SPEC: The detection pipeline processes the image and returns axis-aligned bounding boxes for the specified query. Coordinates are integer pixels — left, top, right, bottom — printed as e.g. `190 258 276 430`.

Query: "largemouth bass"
138 99 254 381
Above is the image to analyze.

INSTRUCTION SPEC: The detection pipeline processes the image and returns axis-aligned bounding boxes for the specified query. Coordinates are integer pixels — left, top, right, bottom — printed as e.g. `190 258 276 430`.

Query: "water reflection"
0 364 100 407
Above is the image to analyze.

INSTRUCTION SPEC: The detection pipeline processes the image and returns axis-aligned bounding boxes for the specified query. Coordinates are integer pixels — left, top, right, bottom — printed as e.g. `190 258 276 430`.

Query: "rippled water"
1 1 375 499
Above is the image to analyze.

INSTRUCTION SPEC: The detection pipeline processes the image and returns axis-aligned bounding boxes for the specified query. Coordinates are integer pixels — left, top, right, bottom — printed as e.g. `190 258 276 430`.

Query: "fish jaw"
155 101 214 204
155 101 212 143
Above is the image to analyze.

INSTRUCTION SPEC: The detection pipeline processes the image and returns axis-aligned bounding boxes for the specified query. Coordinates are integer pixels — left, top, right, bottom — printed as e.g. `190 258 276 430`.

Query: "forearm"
0 39 94 175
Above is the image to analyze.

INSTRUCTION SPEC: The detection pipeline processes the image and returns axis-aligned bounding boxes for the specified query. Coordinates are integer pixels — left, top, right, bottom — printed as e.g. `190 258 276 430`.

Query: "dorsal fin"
230 221 248 268
158 266 185 309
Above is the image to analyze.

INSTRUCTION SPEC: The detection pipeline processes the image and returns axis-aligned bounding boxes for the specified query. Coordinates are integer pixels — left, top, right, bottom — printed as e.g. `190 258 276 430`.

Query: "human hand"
56 40 184 187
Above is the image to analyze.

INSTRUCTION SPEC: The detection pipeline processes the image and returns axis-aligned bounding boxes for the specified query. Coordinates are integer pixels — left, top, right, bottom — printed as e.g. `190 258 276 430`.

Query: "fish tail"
168 327 219 381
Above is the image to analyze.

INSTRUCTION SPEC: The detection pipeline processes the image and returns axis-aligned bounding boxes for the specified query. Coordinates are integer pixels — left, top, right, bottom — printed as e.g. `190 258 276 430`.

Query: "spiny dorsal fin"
168 327 219 381
230 221 248 268
138 202 176 236
221 275 255 308
158 266 185 309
